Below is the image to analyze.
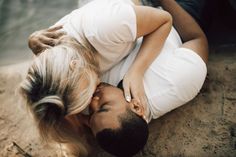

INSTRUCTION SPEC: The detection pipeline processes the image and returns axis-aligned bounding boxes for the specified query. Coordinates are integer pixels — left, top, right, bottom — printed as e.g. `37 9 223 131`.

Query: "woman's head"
20 36 99 155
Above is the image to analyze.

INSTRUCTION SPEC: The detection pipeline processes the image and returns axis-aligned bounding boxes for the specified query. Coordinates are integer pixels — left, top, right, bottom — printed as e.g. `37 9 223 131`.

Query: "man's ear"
129 99 145 119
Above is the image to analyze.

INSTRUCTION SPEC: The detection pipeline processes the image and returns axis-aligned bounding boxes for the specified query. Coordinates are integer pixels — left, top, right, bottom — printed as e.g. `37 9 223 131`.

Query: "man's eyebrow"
117 79 124 90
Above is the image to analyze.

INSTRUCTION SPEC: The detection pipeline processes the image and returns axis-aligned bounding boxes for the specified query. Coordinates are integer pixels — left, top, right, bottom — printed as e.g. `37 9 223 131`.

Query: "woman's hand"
123 70 148 107
28 25 66 55
120 6 172 107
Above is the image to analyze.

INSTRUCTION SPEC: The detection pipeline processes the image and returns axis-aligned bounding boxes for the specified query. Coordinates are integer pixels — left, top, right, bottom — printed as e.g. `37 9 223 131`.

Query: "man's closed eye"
98 104 109 112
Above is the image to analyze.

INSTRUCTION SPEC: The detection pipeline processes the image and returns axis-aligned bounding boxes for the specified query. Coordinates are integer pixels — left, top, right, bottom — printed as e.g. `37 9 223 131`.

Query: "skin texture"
88 83 145 136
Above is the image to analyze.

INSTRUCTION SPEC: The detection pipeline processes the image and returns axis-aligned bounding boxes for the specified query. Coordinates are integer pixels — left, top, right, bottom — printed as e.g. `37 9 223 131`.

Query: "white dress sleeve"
82 0 137 44
51 0 138 72
81 0 138 72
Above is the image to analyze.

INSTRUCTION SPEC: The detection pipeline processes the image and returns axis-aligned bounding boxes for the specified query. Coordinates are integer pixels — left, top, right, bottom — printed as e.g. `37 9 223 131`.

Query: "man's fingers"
41 43 51 49
33 43 51 55
40 36 58 46
44 32 58 38
38 43 51 52
45 31 66 39
123 81 131 102
55 31 67 37
47 25 63 32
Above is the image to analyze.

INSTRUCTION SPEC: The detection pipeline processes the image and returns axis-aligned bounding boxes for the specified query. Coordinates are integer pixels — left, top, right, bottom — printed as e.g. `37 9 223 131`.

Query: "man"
143 0 208 29
88 0 208 156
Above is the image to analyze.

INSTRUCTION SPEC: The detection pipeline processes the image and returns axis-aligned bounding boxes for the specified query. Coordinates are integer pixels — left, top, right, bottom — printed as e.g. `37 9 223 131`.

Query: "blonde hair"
20 36 99 156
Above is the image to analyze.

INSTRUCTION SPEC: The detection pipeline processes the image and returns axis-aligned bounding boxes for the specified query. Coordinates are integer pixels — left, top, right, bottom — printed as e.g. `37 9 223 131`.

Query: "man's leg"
159 0 208 62
175 0 206 24
144 0 210 31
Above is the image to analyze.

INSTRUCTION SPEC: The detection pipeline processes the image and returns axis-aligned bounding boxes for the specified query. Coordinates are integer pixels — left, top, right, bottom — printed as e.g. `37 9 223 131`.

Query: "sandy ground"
0 45 236 157
0 0 236 156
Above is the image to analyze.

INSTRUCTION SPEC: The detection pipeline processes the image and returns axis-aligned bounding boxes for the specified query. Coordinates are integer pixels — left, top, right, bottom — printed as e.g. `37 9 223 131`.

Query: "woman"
20 0 172 156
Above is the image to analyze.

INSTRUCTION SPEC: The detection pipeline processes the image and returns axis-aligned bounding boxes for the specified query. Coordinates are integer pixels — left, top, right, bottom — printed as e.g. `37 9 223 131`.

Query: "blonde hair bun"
34 95 66 117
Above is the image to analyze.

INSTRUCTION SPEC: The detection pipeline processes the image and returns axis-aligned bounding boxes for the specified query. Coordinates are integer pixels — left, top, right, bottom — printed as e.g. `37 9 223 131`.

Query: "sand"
0 45 236 157
0 0 236 156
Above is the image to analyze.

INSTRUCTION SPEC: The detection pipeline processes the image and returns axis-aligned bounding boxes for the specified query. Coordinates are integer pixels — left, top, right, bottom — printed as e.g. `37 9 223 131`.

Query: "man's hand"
28 25 66 55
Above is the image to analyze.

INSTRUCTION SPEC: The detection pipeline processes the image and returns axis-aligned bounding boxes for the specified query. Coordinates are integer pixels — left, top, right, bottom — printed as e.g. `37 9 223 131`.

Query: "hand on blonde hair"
28 25 66 55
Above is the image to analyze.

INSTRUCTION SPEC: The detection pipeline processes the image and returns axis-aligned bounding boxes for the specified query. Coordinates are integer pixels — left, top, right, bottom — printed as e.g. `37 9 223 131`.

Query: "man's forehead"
93 112 120 130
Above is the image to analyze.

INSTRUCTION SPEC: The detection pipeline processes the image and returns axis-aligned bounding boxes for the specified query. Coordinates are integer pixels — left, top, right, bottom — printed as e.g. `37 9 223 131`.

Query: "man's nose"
89 96 100 113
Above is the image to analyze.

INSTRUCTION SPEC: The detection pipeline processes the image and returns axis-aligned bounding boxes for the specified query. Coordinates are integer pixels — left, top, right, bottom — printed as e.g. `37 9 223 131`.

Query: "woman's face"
77 70 100 106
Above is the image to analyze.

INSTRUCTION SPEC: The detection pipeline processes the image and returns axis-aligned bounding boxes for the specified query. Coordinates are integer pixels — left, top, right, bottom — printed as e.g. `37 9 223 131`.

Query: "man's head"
89 83 149 156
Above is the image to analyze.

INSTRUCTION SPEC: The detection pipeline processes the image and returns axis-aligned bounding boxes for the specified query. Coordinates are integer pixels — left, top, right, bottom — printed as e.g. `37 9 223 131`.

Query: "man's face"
88 83 128 135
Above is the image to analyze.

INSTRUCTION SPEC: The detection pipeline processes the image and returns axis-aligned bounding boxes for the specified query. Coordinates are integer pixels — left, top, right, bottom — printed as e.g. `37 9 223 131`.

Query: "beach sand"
0 45 236 157
0 0 236 156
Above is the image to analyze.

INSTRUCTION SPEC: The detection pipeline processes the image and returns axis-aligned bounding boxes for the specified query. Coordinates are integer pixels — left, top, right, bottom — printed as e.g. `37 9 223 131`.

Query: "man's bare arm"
28 25 66 55
160 0 208 63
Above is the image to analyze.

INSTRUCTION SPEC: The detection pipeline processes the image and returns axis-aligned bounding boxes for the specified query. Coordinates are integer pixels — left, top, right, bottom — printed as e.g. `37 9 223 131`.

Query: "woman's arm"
123 6 172 105
132 6 172 75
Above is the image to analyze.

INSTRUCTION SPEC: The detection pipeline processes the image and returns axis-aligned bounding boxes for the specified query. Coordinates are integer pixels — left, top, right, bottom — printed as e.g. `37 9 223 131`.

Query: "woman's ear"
129 99 145 119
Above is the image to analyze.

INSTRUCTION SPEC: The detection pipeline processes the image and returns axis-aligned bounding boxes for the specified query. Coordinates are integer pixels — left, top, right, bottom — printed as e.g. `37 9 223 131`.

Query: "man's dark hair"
96 108 149 157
